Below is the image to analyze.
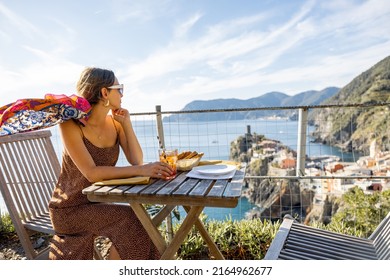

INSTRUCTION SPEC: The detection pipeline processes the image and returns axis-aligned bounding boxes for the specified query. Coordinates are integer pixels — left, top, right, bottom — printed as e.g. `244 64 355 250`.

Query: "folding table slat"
82 185 103 194
173 178 199 196
124 184 150 195
189 179 213 197
108 186 132 195
207 180 228 197
141 180 169 195
223 182 243 198
93 186 119 195
156 173 187 196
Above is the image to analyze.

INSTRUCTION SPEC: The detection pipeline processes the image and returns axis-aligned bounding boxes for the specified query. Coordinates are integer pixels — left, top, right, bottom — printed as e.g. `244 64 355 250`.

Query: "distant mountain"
164 87 339 122
310 55 390 153
282 87 341 106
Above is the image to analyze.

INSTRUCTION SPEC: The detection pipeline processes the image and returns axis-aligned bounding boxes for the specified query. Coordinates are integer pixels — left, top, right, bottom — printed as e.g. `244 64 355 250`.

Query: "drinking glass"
159 149 178 179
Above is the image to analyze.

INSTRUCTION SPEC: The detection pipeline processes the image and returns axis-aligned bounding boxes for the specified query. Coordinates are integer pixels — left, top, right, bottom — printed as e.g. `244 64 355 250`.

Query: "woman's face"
107 78 123 109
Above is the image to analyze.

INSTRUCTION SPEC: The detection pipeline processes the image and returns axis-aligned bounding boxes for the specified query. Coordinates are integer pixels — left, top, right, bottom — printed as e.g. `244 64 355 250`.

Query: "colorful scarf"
0 94 91 136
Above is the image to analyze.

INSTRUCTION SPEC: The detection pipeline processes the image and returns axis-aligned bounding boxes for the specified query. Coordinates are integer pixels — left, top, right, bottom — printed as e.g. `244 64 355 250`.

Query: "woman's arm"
113 108 143 165
59 120 172 183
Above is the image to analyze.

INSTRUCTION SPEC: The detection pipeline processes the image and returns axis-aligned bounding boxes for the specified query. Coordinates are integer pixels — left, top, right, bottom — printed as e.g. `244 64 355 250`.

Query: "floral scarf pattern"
0 94 91 136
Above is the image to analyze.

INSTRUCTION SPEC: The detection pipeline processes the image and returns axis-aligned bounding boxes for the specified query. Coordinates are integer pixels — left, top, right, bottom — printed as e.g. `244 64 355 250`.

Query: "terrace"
1 102 389 259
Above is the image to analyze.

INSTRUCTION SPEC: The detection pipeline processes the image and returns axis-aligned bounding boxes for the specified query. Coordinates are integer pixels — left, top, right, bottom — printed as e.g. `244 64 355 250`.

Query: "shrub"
310 187 390 238
175 216 280 260
0 214 15 239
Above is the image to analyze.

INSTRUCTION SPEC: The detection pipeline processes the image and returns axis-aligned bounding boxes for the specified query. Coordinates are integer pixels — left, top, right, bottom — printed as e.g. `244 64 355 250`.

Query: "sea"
0 118 361 221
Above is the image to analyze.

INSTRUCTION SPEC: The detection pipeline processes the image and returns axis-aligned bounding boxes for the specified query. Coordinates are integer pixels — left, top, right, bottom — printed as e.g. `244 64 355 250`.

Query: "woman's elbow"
127 154 143 165
83 169 103 183
129 159 143 166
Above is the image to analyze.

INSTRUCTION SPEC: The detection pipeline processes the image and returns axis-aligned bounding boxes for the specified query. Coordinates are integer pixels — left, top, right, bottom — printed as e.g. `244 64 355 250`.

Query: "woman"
48 67 173 259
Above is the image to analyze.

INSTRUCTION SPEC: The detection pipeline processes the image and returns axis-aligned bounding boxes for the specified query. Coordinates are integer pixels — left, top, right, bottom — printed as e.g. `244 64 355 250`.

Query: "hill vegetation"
310 55 390 153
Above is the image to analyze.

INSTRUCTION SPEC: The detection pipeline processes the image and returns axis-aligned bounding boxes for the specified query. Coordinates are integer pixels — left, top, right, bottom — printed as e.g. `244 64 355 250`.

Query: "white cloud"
113 0 176 22
174 12 203 38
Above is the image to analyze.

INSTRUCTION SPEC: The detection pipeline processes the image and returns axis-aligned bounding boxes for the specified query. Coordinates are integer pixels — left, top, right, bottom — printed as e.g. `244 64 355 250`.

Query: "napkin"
93 176 150 186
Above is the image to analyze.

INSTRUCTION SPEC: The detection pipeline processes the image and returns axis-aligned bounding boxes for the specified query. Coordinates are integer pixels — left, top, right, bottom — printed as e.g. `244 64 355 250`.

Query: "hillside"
164 87 339 122
310 55 390 153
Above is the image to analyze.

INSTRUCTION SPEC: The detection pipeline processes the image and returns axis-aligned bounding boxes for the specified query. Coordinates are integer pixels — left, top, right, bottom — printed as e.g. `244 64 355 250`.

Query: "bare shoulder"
59 120 83 138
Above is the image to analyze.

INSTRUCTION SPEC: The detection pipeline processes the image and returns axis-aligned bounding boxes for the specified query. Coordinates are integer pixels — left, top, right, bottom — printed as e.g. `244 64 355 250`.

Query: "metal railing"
131 103 390 223
1 102 389 224
149 102 390 179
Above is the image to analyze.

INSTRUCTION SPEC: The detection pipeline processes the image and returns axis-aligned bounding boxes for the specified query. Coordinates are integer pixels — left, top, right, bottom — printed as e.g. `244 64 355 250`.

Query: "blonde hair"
77 67 115 105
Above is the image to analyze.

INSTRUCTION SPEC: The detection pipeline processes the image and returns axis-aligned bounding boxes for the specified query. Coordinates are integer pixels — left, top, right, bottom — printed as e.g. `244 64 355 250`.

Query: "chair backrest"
0 130 60 229
0 130 106 260
0 130 61 259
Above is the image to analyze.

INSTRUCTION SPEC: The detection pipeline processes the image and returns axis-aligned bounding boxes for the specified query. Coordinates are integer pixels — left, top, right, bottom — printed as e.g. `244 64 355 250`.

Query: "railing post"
155 105 165 149
155 105 173 242
296 108 308 176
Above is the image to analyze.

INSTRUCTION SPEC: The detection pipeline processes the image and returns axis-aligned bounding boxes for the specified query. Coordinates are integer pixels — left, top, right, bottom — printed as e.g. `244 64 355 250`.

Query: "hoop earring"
103 99 110 107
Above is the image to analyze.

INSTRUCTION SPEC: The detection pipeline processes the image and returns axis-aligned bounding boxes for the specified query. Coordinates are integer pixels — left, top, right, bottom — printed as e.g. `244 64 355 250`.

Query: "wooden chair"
264 212 390 260
0 130 102 259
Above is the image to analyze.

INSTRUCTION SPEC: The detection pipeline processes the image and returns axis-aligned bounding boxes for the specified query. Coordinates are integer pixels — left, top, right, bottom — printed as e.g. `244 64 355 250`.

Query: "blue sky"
1 0 389 113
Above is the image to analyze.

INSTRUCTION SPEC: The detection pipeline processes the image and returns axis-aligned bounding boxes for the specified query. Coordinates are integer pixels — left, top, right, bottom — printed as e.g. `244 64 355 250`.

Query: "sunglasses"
107 84 124 96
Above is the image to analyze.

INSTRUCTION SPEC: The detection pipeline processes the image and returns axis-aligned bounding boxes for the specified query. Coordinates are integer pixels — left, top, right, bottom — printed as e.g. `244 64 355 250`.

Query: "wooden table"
82 164 246 260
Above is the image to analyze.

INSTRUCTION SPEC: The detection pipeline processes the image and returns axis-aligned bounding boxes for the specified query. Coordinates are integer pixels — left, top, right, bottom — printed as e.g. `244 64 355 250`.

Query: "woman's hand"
113 108 130 126
143 161 174 180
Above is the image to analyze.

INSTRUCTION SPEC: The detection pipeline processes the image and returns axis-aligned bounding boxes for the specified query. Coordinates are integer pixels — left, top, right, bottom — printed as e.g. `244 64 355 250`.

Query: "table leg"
160 206 204 260
152 205 175 227
130 203 167 255
183 206 225 260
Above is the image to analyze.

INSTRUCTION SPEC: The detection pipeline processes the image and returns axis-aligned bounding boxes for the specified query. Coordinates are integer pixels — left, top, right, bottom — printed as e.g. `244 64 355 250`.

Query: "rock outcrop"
230 130 316 222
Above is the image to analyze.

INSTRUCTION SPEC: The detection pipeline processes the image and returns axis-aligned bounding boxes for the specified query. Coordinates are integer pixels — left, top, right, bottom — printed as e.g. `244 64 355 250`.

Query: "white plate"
192 164 236 175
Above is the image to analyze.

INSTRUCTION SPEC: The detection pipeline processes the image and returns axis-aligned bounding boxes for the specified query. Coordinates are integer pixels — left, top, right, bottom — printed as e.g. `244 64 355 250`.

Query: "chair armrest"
263 216 295 260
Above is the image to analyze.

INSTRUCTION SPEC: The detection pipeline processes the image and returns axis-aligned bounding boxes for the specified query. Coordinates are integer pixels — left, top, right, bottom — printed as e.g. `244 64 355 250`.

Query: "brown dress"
48 126 160 260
